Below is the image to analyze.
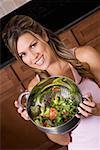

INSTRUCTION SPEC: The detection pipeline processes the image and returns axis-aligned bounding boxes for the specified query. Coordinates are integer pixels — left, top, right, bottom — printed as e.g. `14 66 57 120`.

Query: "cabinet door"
71 10 100 45
86 36 100 53
11 60 35 89
1 97 50 150
0 65 24 103
0 66 58 150
58 30 79 48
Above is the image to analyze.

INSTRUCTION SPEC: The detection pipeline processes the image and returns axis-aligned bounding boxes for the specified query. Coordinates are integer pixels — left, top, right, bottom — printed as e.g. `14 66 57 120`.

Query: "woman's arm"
46 133 70 146
75 46 100 82
74 46 100 116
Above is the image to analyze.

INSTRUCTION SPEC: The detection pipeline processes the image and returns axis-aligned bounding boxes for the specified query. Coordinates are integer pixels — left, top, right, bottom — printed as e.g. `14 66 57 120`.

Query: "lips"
35 55 44 66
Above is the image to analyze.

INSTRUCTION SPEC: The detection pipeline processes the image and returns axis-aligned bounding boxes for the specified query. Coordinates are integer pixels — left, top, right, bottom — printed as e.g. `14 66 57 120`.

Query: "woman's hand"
77 93 100 117
14 100 30 120
14 74 40 120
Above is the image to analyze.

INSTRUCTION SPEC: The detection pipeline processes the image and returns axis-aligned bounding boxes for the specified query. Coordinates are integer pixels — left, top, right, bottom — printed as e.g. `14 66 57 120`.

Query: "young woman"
2 15 100 150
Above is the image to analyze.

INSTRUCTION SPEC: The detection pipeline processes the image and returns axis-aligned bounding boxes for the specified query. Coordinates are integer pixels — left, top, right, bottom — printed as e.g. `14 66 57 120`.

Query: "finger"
83 93 93 102
14 101 19 108
75 114 81 118
21 111 30 120
83 100 96 107
79 102 93 113
18 107 23 113
78 107 91 117
36 74 40 82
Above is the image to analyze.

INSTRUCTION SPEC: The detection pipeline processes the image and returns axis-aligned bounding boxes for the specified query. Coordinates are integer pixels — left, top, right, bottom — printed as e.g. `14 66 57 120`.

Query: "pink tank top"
68 64 100 150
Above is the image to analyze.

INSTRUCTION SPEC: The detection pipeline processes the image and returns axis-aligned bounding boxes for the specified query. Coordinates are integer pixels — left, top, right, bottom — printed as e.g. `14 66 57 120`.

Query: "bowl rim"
27 76 82 129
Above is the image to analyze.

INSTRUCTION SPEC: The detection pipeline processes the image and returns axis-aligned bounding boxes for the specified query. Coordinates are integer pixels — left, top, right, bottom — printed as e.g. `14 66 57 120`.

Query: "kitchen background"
0 0 100 150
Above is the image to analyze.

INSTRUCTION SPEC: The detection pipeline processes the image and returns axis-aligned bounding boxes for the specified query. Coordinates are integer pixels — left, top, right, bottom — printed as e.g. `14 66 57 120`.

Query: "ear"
43 31 49 42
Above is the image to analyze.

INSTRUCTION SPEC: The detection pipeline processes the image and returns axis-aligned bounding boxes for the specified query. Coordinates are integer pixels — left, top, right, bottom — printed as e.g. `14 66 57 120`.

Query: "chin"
39 63 49 71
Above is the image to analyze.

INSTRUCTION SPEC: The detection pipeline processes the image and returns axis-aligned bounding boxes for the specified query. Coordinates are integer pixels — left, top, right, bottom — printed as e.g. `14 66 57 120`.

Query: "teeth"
35 56 44 66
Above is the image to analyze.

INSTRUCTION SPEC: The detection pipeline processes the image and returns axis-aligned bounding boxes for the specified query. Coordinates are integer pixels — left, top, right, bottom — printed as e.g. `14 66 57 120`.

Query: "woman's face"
17 32 57 71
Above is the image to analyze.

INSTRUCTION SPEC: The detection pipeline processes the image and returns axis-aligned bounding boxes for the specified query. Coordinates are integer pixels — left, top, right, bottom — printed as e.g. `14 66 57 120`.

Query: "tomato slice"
52 87 60 92
49 108 57 120
43 121 48 127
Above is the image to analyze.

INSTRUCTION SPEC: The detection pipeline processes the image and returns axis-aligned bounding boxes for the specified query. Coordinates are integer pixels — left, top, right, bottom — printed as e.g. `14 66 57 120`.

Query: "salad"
28 77 82 127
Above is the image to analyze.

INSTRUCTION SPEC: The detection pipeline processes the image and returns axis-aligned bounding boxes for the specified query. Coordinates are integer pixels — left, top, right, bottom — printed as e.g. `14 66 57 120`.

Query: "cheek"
23 57 36 68
39 42 49 53
22 57 31 65
45 47 53 59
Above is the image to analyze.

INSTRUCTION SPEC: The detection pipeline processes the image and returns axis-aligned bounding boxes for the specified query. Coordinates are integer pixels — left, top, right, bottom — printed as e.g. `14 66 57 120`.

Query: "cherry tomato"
49 108 57 120
43 121 48 127
52 87 60 92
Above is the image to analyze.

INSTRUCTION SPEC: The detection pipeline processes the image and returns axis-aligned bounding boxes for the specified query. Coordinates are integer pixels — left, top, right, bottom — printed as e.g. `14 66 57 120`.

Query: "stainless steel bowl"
18 76 82 134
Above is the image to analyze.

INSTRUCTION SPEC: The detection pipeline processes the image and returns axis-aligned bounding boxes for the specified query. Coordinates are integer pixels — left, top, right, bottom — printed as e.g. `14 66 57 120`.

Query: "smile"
35 55 44 66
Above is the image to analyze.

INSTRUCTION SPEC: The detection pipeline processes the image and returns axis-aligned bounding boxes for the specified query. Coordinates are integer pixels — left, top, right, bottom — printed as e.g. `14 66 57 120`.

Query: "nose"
29 50 38 61
32 56 36 60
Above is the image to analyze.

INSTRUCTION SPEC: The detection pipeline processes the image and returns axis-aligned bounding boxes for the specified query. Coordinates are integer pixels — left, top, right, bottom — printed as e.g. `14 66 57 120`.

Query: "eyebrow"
29 40 37 47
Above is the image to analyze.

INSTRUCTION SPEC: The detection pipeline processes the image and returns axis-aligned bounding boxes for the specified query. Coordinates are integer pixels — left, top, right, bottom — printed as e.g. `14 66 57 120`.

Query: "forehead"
18 32 37 41
17 32 37 51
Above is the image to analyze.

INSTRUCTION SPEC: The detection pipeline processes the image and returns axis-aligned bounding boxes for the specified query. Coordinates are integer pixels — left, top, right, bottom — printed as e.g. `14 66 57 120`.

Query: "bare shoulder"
75 46 100 81
28 74 40 91
75 46 100 62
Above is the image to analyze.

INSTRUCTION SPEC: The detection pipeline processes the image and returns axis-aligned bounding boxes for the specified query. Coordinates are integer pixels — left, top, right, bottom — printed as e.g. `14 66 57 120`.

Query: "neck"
46 59 75 81
47 59 69 76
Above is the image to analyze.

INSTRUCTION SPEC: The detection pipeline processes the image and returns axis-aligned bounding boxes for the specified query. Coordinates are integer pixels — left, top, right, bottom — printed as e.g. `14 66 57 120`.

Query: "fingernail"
19 107 23 111
83 100 86 103
14 101 17 104
18 107 23 113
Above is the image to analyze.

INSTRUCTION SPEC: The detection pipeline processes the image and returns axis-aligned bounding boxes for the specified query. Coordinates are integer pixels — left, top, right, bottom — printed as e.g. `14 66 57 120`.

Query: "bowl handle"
18 91 30 109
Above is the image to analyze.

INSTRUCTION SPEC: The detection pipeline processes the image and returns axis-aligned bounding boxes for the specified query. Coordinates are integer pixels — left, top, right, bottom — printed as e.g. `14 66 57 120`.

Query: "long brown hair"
2 15 98 84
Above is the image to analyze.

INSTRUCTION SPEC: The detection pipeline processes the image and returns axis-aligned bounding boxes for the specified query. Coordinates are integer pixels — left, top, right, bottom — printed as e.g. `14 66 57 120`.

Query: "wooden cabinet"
0 65 23 149
0 65 24 103
58 10 100 52
86 36 100 53
71 10 100 48
11 60 35 89
0 65 61 149
58 30 79 48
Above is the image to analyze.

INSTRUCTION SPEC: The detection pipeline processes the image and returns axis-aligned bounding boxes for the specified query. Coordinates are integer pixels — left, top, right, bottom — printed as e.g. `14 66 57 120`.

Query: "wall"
0 0 31 18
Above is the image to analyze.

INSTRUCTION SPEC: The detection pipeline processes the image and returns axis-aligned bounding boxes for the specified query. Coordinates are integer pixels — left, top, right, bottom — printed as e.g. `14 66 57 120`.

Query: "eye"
31 42 37 48
19 52 26 59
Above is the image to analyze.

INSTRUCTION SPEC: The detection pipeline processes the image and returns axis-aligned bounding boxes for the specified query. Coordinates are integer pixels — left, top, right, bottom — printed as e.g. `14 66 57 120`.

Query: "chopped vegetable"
49 108 57 120
29 77 82 127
